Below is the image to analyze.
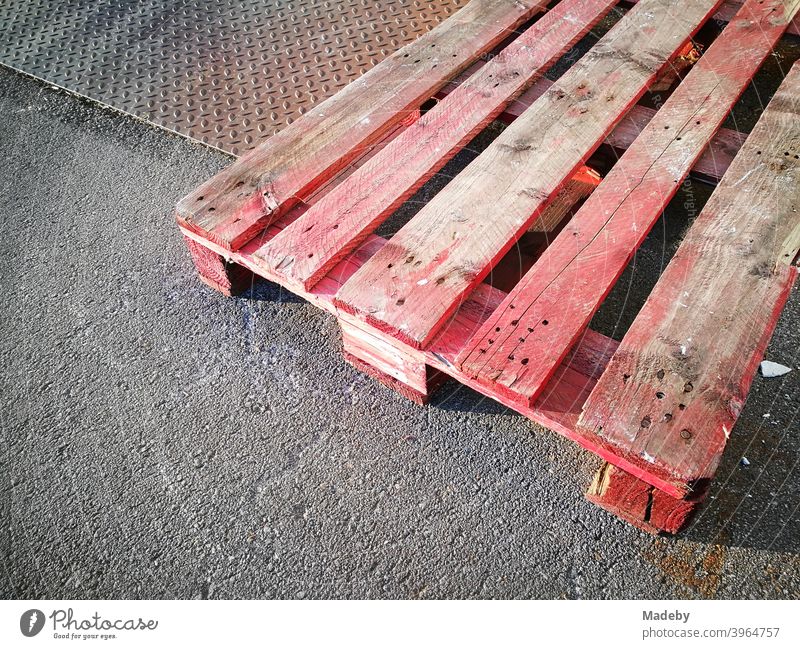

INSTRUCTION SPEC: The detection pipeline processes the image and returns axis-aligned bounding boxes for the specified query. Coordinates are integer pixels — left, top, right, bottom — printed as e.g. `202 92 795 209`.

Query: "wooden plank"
456 0 799 408
517 82 749 182
695 0 800 35
333 0 724 350
603 102 747 182
626 0 800 35
528 166 601 233
578 60 800 496
175 0 548 250
441 66 748 184
251 0 618 292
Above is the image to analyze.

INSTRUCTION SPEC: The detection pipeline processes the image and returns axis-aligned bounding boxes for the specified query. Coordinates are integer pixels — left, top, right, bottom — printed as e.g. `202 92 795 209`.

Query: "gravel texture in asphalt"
1 46 798 599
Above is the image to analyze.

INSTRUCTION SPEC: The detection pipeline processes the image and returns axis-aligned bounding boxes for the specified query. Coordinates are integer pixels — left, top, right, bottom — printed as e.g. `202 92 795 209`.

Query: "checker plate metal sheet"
0 0 465 155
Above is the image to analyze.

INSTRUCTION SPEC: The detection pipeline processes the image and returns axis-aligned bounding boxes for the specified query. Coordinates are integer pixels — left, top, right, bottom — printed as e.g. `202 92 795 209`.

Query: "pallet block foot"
340 320 446 405
183 235 254 296
586 463 707 534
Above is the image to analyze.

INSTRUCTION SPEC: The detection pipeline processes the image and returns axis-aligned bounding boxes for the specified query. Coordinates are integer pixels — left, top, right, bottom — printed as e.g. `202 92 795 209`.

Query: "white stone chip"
759 360 792 378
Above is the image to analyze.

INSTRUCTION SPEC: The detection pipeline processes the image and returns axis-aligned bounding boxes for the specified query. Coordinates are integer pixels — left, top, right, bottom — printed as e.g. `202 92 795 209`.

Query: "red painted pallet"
177 0 800 534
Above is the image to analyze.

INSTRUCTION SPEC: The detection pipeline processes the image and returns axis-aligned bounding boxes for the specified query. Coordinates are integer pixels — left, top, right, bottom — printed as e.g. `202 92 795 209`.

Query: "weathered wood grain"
253 0 618 292
694 0 800 34
341 320 447 405
586 463 706 534
334 0 724 350
527 166 602 234
457 0 799 408
442 74 748 183
183 235 253 296
175 0 547 250
578 60 800 496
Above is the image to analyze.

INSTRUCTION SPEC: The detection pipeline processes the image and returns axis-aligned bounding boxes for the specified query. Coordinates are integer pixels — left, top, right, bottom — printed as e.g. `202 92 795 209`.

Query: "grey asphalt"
1 59 798 599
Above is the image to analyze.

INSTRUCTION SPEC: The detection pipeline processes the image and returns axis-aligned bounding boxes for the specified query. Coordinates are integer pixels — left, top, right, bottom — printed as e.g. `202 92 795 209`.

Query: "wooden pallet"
177 0 800 534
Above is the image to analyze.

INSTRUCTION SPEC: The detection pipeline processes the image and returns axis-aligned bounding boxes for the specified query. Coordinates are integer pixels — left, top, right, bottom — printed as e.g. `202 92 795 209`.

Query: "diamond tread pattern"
0 0 465 154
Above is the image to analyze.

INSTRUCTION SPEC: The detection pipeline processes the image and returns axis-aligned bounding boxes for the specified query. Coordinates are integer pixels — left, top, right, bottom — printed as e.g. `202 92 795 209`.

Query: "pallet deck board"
251 0 618 292
442 73 749 183
174 0 547 251
578 60 800 495
456 0 799 409
696 0 800 35
333 0 725 350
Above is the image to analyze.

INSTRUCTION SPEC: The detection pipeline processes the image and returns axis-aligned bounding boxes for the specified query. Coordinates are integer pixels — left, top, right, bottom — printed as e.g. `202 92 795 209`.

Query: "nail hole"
396 298 405 306
521 358 529 365
641 416 651 428
542 319 548 325
656 391 664 399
